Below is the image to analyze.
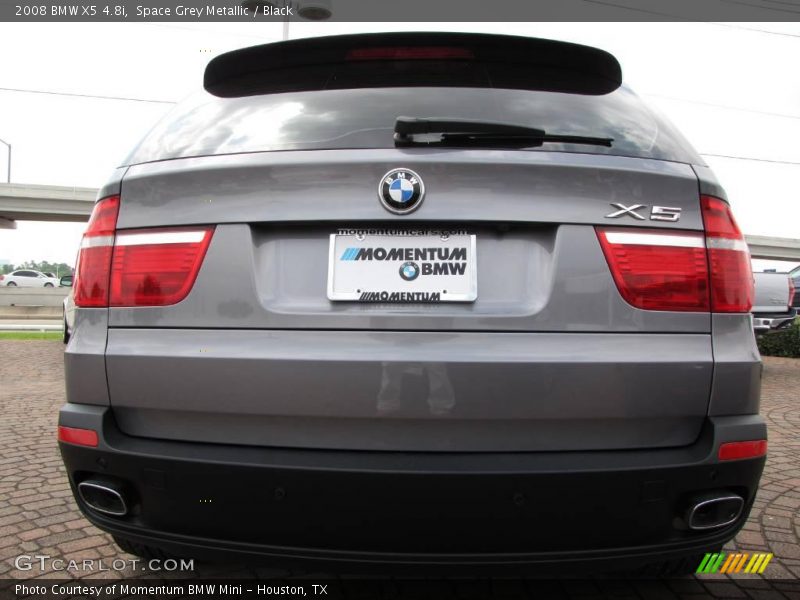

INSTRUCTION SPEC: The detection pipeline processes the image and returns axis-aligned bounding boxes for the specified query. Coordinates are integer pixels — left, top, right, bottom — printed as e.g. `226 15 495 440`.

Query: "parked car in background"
791 266 799 314
0 269 60 287
60 275 75 344
58 32 765 575
752 271 795 334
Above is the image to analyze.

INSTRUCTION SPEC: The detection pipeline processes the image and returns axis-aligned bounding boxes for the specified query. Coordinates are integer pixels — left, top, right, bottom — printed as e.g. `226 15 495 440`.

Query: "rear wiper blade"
393 117 613 148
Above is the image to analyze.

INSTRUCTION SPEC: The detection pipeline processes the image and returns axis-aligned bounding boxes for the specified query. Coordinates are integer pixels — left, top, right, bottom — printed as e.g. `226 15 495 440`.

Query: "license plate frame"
327 230 477 303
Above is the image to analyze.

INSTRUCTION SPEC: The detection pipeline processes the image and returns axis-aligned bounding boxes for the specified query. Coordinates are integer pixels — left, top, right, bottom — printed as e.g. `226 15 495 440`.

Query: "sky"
0 21 798 272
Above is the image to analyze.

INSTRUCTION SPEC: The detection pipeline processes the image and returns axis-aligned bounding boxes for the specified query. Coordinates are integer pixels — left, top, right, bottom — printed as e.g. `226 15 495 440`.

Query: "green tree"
14 261 74 276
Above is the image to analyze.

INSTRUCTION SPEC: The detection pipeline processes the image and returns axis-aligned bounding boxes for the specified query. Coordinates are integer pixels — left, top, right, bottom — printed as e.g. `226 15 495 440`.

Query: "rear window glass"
124 86 703 165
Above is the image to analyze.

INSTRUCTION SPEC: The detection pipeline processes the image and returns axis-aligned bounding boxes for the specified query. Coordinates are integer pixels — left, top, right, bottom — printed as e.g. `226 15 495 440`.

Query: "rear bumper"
58 404 766 572
752 311 796 333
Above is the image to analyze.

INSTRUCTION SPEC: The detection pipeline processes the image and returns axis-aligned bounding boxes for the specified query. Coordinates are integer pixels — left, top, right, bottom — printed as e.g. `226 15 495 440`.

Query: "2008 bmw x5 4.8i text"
58 32 765 575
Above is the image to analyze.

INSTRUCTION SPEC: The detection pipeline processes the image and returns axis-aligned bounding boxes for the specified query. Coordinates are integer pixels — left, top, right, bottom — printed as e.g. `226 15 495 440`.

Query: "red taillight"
109 227 214 306
74 195 214 308
597 196 753 314
718 440 767 461
74 195 120 308
596 228 710 311
58 425 98 447
346 46 474 61
0 274 4 281
701 196 753 313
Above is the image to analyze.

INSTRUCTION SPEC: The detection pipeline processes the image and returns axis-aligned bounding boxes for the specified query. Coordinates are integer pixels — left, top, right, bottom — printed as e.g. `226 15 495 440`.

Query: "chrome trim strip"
706 237 750 252
115 230 207 246
80 235 114 249
604 231 704 248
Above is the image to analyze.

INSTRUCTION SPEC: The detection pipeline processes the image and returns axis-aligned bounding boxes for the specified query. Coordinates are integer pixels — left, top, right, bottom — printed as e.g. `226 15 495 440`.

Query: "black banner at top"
1 0 800 22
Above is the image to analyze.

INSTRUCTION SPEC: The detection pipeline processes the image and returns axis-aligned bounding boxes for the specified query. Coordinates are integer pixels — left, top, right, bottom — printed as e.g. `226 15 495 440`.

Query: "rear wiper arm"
393 117 613 148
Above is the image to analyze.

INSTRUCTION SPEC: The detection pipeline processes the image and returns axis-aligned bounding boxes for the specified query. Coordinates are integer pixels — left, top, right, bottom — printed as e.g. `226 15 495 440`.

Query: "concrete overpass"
745 235 800 262
0 182 798 261
0 183 96 229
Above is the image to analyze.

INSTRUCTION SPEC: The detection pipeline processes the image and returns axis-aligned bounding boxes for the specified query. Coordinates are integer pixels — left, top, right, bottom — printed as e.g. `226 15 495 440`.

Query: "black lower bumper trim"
58 405 766 571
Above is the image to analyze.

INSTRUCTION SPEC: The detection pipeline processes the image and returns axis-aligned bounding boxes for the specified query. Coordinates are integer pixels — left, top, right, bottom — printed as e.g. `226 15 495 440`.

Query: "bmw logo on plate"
379 168 425 214
399 261 420 281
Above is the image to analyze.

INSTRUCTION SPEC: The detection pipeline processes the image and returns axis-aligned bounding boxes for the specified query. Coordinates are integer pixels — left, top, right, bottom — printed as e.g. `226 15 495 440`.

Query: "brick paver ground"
1 341 798 598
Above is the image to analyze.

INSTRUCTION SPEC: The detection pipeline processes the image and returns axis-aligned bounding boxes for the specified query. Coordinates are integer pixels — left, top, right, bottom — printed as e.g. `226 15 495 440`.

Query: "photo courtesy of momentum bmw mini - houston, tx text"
53 30 769 577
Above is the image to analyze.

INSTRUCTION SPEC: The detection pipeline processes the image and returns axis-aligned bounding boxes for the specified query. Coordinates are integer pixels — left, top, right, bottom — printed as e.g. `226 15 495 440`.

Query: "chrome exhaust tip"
686 493 744 531
78 480 128 517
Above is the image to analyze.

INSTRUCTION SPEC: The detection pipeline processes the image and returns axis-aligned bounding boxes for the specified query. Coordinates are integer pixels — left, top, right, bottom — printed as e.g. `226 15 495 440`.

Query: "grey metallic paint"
107 224 710 332
105 328 712 451
708 314 762 416
69 99 759 452
116 150 704 229
63 166 127 407
690 167 762 416
691 165 728 201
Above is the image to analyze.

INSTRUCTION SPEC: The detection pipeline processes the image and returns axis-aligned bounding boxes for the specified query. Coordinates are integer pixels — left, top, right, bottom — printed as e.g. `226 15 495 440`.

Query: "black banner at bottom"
2 578 799 600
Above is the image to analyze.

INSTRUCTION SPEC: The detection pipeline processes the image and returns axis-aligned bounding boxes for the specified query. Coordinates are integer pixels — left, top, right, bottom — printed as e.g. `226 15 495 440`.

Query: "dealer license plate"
327 229 477 303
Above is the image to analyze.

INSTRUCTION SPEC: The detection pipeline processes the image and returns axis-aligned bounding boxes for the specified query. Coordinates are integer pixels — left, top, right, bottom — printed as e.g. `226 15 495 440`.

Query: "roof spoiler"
204 32 623 98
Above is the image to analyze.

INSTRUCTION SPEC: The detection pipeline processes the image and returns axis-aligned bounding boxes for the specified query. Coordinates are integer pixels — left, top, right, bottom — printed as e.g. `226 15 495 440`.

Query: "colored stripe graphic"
696 553 713 573
698 552 773 575
697 553 721 573
340 247 359 260
745 554 760 573
711 553 726 573
757 553 773 574
720 553 737 573
733 553 749 573
697 553 727 574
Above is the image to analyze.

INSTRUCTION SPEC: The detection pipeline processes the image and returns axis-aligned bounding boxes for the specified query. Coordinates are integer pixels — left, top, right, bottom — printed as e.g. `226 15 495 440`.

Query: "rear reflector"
718 440 767 461
346 47 475 61
58 426 98 447
74 196 120 308
597 196 753 314
596 228 710 311
110 227 214 306
701 196 754 313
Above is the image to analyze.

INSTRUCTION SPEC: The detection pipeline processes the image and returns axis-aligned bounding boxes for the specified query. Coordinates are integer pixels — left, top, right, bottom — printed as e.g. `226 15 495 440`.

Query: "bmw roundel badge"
379 168 425 214
399 261 420 281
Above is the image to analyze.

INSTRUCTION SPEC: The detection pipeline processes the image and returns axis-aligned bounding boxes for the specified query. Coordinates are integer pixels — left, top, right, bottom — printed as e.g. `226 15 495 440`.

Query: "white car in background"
0 270 61 287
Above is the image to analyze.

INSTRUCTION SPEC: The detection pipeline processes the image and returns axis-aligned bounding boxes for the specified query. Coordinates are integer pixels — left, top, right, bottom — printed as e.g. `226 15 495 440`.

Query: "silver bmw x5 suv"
59 32 765 574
